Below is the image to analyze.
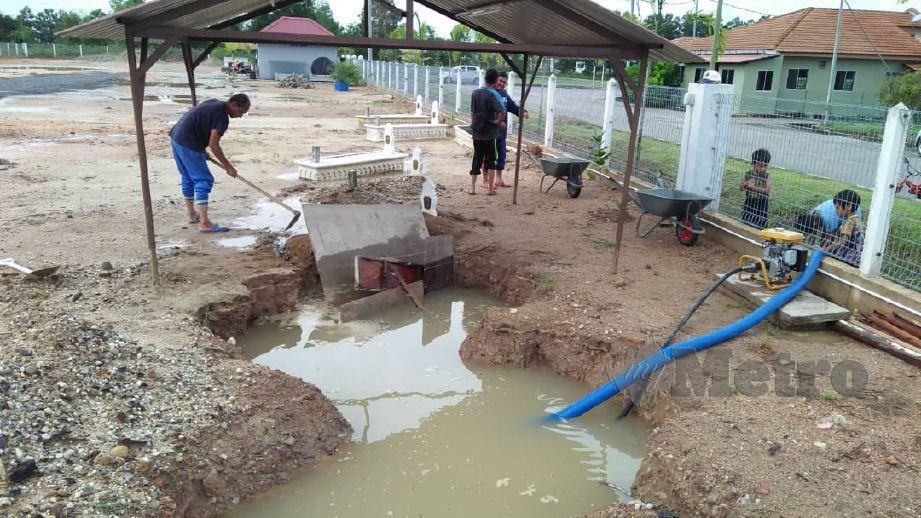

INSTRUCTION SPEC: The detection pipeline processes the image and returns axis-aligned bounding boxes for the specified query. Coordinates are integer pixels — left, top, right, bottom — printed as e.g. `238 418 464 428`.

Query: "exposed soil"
1 57 919 518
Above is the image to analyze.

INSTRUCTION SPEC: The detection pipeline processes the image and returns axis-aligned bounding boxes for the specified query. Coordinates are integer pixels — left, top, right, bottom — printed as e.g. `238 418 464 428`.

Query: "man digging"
170 93 250 232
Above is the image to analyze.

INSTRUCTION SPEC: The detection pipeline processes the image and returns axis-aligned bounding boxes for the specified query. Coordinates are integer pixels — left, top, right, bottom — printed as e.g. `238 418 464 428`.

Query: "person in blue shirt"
480 71 529 188
796 189 862 249
170 93 250 232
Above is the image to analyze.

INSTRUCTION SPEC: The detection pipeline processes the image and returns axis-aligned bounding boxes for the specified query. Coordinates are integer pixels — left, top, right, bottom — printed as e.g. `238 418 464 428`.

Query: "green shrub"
329 61 364 85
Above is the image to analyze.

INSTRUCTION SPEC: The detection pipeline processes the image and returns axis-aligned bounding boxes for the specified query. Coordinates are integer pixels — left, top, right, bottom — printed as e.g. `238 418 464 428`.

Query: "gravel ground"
0 72 122 98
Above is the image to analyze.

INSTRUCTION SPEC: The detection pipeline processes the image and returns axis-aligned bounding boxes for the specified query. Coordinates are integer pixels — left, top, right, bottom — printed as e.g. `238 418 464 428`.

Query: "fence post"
601 78 617 153
79 44 83 57
438 68 445 109
23 43 28 57
508 71 517 137
413 64 418 99
455 69 461 113
403 63 408 95
543 74 556 147
676 83 734 211
860 102 910 276
53 44 56 58
478 67 485 87
106 45 109 55
424 66 430 104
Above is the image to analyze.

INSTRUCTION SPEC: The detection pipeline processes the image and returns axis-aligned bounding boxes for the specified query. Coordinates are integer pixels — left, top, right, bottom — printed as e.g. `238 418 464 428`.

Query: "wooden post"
611 55 648 274
125 34 160 285
512 54 543 205
180 42 197 105
405 0 414 40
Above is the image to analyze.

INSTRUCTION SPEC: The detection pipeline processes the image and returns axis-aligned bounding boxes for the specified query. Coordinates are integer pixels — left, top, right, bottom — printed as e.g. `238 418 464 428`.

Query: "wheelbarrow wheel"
676 217 698 246
566 172 582 198
566 182 582 198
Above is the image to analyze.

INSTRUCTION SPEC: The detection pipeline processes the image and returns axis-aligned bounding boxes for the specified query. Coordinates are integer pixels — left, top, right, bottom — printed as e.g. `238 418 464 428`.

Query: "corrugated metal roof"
59 0 701 63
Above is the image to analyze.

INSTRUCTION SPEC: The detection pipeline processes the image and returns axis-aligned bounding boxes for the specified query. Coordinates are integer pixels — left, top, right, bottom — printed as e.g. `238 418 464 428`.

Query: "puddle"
231 196 305 234
216 235 257 250
274 172 301 182
230 288 648 517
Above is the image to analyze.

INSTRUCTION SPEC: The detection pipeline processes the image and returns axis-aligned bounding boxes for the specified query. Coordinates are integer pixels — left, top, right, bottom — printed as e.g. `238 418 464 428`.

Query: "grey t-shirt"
169 99 229 152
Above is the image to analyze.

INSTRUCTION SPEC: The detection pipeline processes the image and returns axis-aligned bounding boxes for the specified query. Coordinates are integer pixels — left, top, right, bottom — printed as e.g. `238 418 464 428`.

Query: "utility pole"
709 0 723 70
366 0 373 60
824 0 844 123
692 0 699 37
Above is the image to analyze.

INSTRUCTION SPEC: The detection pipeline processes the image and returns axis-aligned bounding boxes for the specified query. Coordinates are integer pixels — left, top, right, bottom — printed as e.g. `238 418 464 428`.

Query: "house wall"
256 44 338 80
682 56 909 117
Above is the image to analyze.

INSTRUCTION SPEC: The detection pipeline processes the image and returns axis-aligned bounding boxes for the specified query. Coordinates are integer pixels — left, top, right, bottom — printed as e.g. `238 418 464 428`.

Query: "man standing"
170 93 250 232
469 69 505 195
490 71 528 188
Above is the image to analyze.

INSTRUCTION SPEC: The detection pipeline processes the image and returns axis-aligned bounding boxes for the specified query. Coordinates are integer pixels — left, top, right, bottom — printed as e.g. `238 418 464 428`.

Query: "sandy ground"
1 57 919 517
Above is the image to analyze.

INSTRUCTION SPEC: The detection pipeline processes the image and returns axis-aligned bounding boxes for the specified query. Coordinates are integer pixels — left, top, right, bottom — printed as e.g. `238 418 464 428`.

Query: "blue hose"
548 250 826 421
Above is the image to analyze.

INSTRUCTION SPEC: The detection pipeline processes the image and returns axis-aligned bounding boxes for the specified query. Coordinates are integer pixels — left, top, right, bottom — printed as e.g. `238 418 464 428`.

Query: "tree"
31 9 59 43
878 72 921 111
0 13 16 41
448 24 471 65
248 1 342 34
109 0 143 12
643 13 681 39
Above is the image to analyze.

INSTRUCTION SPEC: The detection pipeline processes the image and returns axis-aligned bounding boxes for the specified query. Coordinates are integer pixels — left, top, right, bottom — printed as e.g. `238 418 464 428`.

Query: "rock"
17 348 32 357
110 445 129 459
885 455 898 466
227 337 236 346
283 436 296 446
100 261 113 271
766 441 781 456
95 453 114 466
0 367 12 376
8 459 39 483
755 482 771 496
738 494 752 505
813 441 827 450
71 292 83 302
0 434 7 448
202 468 221 496
99 270 112 278
23 365 38 376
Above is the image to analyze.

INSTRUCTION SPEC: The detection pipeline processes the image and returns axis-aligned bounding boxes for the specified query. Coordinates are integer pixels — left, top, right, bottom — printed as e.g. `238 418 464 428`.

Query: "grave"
365 100 450 142
356 95 430 129
296 125 409 181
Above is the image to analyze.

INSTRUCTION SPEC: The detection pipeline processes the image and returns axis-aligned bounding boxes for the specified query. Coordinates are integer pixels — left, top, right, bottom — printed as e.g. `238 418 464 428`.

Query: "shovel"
205 155 301 231
0 258 60 279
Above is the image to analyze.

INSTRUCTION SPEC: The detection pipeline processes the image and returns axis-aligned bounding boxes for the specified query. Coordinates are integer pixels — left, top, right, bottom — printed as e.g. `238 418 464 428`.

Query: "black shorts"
471 138 499 175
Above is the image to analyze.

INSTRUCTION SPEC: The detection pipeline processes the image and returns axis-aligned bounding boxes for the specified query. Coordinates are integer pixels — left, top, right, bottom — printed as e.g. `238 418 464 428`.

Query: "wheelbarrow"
631 189 712 246
523 151 589 198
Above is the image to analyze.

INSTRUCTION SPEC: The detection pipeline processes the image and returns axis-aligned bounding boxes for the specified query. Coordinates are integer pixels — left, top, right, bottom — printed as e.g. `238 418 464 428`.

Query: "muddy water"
229 288 649 517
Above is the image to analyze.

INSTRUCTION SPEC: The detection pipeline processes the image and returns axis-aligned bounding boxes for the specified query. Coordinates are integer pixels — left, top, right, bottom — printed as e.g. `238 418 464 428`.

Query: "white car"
445 65 479 84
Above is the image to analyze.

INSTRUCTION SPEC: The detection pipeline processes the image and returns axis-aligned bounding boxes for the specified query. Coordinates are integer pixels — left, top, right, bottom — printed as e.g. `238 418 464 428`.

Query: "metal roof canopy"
58 0 692 284
60 0 700 61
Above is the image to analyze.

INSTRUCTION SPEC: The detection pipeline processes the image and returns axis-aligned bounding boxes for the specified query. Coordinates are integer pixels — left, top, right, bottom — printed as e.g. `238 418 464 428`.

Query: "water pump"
739 228 809 289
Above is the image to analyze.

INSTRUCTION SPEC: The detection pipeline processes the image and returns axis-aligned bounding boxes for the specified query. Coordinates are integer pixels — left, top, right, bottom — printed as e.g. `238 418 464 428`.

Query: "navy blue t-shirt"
169 99 229 152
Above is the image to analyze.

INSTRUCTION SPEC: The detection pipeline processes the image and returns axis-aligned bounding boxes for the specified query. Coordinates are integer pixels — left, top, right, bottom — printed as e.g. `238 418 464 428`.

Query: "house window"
786 68 808 90
756 70 773 91
834 70 856 91
721 68 735 84
693 67 705 82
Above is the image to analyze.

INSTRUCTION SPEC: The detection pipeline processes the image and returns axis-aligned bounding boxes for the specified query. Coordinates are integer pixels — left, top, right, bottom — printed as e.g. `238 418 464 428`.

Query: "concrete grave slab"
302 203 429 304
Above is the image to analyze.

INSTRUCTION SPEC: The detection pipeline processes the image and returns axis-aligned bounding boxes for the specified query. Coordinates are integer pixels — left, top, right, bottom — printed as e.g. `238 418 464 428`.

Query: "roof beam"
119 0 228 32
207 0 303 30
531 0 647 53
411 0 511 43
454 0 523 15
134 26 644 59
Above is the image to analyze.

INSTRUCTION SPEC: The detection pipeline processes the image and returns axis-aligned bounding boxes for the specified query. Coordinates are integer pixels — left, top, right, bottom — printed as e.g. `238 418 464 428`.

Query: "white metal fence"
362 58 918 292
0 41 114 58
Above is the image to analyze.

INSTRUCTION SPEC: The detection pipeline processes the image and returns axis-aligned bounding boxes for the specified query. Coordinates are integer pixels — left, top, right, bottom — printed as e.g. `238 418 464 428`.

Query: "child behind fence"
740 148 772 229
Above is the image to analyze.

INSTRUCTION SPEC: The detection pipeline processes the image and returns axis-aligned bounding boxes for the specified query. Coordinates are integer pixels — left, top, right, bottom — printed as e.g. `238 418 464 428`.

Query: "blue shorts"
171 140 213 205
496 136 507 170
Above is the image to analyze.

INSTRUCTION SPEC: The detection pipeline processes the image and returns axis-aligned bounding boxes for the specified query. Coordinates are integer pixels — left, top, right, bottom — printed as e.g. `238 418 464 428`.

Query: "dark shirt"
169 99 229 152
470 87 504 140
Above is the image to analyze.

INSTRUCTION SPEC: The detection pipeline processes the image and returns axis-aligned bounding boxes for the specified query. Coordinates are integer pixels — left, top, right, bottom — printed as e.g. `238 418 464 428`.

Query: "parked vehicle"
445 65 479 84
915 128 921 156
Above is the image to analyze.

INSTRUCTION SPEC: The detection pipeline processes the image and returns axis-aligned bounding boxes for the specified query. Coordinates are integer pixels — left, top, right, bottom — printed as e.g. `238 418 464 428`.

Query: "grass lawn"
551 118 921 290
825 121 921 143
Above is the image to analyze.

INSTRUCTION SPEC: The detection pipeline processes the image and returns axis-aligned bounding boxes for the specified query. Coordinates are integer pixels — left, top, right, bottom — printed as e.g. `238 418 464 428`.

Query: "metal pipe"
824 0 844 123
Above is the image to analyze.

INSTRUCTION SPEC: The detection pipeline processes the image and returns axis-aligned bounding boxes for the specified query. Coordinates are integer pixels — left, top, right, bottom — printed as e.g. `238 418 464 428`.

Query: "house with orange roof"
257 16 339 81
674 8 921 112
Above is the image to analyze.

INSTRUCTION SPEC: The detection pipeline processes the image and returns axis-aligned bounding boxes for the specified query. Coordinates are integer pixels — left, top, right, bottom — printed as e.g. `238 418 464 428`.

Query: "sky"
2 0 917 37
